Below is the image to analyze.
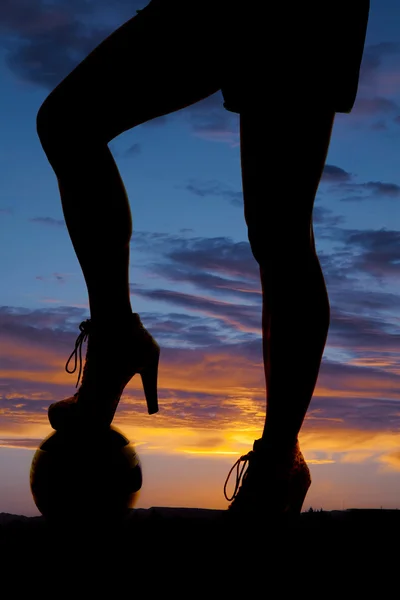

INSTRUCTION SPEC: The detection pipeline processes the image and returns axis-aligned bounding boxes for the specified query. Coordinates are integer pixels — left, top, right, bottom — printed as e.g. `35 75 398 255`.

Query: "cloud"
36 273 69 284
0 438 43 450
2 211 400 455
318 167 400 203
0 305 87 332
321 165 353 183
353 97 399 117
333 40 400 121
187 104 239 144
363 181 400 198
183 179 243 207
124 143 141 156
0 1 151 89
359 41 400 83
133 233 258 279
179 164 398 223
379 450 400 471
0 0 68 36
341 228 400 280
340 181 400 202
312 205 346 228
183 436 225 450
130 225 400 324
129 228 400 355
30 216 65 227
133 288 261 336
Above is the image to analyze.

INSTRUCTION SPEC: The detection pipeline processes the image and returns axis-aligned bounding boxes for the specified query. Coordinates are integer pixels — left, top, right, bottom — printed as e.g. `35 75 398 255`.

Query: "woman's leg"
35 1 224 427
36 2 222 325
240 105 335 455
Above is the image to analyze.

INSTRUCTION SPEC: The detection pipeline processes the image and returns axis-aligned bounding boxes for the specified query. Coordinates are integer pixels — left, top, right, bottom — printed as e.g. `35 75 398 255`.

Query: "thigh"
240 105 336 250
38 0 226 143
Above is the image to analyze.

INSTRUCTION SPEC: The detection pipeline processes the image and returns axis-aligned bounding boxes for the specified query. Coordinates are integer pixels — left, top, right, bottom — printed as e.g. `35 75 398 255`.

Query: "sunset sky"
2 0 400 517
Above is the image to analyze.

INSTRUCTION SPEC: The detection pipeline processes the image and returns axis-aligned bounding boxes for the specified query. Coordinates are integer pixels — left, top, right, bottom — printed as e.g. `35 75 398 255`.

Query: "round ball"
30 425 142 524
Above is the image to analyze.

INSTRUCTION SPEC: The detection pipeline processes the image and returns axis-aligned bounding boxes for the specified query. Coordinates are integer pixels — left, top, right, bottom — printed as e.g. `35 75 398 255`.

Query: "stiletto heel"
287 475 311 515
140 352 160 415
48 313 161 430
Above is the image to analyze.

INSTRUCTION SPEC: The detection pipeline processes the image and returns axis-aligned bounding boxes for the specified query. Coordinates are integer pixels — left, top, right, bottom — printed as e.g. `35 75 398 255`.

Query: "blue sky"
2 0 400 516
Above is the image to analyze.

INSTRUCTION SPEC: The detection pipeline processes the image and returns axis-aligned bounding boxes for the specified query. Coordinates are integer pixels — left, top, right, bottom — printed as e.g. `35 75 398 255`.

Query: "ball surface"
30 425 142 523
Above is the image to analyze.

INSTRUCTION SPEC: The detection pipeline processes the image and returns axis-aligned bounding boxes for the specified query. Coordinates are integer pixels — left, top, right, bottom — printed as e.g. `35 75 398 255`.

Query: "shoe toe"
48 398 78 430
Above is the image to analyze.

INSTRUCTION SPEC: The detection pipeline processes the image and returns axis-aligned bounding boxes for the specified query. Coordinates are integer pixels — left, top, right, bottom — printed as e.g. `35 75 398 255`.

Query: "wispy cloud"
2 216 400 450
321 164 353 183
30 216 65 227
36 272 69 284
182 179 243 207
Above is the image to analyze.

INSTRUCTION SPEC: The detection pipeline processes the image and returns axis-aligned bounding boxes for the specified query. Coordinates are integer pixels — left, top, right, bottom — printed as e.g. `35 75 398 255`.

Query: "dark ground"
1 508 398 592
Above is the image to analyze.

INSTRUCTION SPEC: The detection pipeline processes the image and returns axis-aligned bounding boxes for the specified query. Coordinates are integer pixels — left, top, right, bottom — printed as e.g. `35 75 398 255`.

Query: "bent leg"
36 0 223 322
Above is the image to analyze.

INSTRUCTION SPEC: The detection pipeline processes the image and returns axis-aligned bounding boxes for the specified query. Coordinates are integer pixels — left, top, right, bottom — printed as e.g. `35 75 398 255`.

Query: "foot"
223 438 311 523
48 313 160 431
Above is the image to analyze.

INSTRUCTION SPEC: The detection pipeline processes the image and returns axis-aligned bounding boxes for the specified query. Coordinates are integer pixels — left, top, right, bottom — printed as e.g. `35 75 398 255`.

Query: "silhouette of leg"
240 105 335 455
35 1 224 428
222 1 369 516
36 2 222 324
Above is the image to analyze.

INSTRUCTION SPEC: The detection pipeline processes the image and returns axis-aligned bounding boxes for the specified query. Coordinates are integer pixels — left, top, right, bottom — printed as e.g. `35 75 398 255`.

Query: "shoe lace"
65 319 92 389
223 450 254 502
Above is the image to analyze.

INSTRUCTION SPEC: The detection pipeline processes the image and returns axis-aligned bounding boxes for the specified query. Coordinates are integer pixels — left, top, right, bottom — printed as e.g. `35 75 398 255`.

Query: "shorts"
138 0 370 115
220 1 370 115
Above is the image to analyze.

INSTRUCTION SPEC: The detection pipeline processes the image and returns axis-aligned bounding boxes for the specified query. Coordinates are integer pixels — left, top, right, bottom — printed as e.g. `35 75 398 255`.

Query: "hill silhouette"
1 507 396 593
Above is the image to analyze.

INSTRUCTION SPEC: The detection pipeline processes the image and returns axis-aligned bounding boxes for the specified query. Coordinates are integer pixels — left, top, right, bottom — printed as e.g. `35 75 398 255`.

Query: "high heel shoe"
223 438 311 522
48 312 160 430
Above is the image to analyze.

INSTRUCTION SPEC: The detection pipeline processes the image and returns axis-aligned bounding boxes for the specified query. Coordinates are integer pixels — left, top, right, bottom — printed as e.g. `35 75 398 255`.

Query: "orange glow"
2 327 400 511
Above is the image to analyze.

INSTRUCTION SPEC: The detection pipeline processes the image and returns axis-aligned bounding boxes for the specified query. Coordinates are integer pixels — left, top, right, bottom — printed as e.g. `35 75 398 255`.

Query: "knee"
246 221 278 266
36 92 62 149
36 88 85 149
247 228 267 267
247 222 312 268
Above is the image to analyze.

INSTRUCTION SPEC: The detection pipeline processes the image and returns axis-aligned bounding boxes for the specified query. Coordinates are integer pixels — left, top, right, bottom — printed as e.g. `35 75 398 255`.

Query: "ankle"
255 436 299 461
89 311 138 330
89 305 134 326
